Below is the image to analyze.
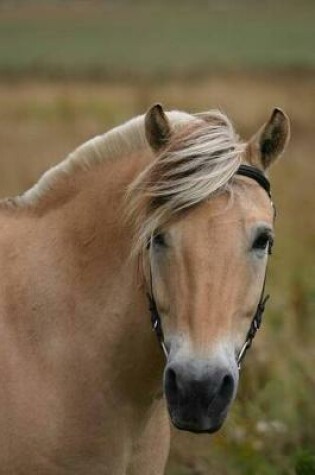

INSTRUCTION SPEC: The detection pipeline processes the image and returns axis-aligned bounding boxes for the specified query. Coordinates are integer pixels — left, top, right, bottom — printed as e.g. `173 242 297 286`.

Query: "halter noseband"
146 164 273 369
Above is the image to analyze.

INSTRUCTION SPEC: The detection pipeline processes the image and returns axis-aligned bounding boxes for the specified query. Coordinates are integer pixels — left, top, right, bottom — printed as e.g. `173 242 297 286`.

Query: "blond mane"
13 110 244 246
14 110 193 207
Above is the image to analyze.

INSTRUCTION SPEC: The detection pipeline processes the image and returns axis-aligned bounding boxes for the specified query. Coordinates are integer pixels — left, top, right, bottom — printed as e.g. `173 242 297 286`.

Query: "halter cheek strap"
233 165 273 369
147 287 168 358
146 164 273 369
236 274 270 369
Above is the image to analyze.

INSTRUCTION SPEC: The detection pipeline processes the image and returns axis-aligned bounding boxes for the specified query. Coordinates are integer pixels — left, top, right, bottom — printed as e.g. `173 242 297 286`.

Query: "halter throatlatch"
146 164 273 369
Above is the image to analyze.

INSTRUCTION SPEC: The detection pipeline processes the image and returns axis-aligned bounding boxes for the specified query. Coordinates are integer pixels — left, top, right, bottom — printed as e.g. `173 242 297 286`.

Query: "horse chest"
0 343 157 474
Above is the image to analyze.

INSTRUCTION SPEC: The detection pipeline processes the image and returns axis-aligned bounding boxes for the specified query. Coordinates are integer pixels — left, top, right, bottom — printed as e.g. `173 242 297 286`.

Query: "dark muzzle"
164 360 237 433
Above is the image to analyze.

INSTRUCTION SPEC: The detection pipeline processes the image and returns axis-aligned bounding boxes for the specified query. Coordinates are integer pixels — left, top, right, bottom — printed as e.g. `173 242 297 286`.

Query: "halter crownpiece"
146 164 273 369
236 164 271 198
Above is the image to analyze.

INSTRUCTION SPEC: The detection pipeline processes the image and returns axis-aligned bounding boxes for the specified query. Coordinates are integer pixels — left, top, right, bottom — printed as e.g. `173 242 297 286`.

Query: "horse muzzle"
164 358 238 433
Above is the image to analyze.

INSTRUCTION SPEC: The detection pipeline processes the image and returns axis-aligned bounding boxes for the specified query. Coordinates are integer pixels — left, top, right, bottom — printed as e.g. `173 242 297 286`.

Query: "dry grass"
0 72 314 474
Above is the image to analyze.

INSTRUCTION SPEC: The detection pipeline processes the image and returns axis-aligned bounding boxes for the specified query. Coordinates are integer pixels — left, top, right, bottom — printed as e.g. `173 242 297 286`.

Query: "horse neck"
28 151 164 404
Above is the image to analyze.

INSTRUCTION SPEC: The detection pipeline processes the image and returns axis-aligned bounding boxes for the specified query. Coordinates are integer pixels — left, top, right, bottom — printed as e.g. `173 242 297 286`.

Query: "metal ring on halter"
237 340 251 370
160 341 168 359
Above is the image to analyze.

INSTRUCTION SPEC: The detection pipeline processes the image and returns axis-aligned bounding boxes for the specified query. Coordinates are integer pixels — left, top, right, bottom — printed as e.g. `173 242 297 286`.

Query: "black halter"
146 164 273 369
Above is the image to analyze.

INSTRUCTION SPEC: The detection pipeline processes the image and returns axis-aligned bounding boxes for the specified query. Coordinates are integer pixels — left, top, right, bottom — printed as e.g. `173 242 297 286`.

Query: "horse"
0 104 290 474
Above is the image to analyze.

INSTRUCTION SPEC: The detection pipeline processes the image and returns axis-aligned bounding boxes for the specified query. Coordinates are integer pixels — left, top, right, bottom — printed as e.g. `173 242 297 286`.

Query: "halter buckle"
237 340 251 370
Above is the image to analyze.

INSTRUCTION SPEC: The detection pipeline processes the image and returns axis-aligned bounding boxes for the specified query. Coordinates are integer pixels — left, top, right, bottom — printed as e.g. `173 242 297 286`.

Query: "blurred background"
0 1 314 473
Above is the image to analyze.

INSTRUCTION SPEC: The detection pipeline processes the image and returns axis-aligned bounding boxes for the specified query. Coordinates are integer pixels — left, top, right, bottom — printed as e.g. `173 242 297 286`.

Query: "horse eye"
152 232 167 248
252 232 273 254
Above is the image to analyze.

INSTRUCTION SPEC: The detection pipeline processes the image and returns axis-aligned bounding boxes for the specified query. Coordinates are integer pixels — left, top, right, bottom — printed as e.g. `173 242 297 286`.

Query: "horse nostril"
218 373 234 400
166 367 178 396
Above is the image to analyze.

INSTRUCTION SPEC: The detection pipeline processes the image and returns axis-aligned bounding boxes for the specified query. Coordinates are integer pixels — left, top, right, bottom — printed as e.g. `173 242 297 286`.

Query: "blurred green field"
0 1 315 78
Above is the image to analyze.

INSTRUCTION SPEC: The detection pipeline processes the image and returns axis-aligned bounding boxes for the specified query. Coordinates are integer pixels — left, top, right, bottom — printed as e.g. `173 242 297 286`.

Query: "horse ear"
246 108 290 170
145 103 171 152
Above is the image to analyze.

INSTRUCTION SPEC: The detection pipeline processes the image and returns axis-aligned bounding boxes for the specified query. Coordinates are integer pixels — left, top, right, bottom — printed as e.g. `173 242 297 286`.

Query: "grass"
0 71 314 474
0 1 315 78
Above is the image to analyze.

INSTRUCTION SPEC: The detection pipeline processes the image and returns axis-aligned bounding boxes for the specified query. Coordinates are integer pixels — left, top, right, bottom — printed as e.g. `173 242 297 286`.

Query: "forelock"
127 110 244 255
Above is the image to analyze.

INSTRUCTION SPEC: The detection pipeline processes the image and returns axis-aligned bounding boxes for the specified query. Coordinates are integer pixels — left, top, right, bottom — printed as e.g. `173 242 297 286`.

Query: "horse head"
129 104 290 433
